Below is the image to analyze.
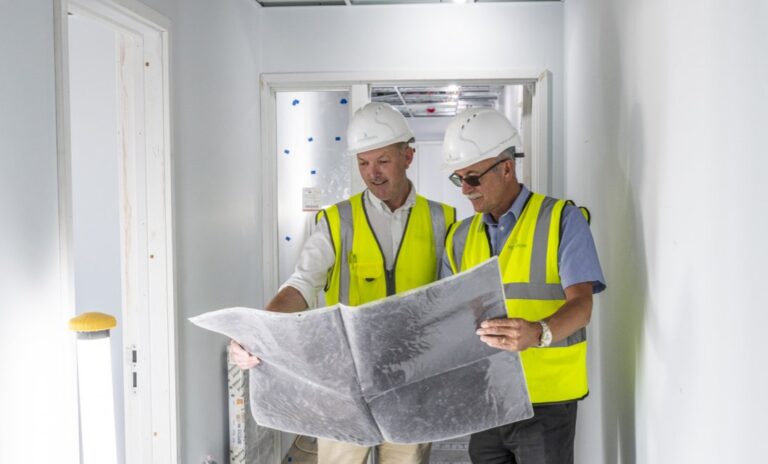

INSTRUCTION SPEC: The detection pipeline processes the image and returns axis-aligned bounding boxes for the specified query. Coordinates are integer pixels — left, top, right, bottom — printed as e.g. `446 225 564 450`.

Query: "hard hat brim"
440 138 517 173
347 135 415 156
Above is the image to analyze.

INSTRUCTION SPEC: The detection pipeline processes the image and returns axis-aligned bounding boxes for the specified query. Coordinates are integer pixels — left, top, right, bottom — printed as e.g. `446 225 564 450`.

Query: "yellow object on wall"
68 312 117 332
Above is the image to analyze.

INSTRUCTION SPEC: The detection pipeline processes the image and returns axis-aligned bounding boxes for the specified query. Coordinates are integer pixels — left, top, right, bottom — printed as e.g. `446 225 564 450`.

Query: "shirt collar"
365 181 417 214
482 184 531 226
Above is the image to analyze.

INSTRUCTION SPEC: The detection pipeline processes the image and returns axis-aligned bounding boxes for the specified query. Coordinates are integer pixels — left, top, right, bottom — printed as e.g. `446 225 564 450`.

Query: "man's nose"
461 180 473 195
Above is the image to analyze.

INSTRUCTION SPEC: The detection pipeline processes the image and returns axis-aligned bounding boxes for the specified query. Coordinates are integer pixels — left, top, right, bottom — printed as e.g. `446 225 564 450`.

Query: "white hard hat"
347 102 415 155
441 108 523 172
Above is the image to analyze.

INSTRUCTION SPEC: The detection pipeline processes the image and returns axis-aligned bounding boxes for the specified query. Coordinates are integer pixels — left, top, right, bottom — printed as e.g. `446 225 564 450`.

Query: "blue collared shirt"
440 185 606 293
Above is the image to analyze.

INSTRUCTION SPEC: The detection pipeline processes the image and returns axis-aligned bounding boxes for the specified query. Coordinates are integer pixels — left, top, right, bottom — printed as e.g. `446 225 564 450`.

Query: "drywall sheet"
190 258 533 446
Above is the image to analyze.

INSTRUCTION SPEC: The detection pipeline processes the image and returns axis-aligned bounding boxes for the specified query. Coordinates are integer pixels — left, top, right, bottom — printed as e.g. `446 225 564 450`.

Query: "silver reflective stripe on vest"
449 219 473 273
529 197 557 284
427 200 447 277
504 283 565 300
504 284 587 348
337 200 353 305
550 327 587 348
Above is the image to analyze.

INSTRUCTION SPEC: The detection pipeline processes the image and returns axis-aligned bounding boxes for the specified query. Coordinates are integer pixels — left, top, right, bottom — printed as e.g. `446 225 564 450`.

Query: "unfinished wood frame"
54 0 177 462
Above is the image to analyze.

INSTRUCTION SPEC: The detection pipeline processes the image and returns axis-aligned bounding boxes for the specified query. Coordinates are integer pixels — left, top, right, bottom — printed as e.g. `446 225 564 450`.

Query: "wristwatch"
537 320 552 348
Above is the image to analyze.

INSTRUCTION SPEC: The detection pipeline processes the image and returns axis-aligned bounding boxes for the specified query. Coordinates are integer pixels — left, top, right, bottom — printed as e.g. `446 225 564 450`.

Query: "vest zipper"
388 207 413 297
361 191 414 297
385 269 395 296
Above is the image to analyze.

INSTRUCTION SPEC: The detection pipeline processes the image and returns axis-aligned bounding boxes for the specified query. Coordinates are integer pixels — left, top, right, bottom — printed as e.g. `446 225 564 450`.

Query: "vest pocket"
353 262 383 283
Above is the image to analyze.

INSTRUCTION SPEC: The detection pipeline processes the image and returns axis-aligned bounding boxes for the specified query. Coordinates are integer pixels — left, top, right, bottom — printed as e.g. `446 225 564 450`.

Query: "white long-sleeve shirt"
280 186 417 308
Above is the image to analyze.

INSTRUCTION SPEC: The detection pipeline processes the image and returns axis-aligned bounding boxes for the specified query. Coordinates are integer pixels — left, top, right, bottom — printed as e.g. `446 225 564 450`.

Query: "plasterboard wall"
564 0 768 462
171 0 263 461
0 0 264 462
260 2 566 196
0 1 79 462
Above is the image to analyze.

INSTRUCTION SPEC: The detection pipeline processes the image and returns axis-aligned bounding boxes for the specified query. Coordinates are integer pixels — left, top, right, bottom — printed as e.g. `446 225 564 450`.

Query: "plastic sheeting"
190 257 533 446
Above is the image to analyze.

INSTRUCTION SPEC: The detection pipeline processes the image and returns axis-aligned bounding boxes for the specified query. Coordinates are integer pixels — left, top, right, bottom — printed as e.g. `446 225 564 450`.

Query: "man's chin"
369 185 390 198
468 198 484 210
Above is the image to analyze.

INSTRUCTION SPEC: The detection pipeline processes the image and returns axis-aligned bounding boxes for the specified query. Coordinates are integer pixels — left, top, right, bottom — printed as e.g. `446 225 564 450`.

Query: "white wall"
0 1 79 462
0 0 263 462
261 2 566 195
171 0 263 462
564 0 768 462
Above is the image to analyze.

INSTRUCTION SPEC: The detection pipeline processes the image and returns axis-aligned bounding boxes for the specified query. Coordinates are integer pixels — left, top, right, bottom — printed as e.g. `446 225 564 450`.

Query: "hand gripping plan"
190 257 534 446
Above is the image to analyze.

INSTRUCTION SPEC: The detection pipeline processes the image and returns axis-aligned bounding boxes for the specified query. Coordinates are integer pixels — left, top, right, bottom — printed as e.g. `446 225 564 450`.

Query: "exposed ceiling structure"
371 85 504 117
257 0 555 8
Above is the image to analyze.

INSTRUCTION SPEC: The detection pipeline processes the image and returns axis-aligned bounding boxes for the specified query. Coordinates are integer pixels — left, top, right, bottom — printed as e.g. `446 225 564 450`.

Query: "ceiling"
256 0 556 8
371 85 505 117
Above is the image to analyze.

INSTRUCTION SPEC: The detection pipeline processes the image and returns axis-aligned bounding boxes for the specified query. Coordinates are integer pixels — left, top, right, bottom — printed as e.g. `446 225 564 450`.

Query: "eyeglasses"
448 158 509 187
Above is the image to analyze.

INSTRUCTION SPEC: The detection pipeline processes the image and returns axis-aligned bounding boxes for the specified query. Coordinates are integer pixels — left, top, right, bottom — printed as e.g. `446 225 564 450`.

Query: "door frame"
54 1 178 462
260 69 552 302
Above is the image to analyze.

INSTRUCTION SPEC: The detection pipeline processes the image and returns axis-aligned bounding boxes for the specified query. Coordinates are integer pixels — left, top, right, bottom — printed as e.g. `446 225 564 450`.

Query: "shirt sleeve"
558 204 607 294
279 216 336 308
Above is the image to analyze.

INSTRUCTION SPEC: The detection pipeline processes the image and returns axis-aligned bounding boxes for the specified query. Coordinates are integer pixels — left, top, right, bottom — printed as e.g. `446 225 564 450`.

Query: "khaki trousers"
317 438 431 464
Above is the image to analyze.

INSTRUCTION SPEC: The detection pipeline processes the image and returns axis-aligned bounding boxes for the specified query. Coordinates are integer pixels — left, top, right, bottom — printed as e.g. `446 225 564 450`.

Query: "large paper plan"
190 258 533 446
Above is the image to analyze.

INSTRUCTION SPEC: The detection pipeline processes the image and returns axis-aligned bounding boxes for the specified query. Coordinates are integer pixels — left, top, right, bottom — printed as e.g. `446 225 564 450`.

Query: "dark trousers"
468 402 578 464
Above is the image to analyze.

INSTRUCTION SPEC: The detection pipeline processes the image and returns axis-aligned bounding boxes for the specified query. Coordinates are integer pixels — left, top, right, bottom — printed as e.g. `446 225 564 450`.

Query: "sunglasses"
448 158 509 187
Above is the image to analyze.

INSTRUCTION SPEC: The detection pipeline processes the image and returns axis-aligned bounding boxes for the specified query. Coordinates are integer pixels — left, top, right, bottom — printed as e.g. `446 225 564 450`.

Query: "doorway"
54 1 176 462
261 71 552 463
262 72 551 296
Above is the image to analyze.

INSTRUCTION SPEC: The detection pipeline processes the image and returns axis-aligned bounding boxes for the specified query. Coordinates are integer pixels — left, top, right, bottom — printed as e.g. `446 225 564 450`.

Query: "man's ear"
502 158 515 177
403 145 415 167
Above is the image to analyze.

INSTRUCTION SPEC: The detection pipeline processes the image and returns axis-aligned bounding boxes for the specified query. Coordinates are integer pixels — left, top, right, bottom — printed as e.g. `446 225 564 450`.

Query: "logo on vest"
507 242 528 249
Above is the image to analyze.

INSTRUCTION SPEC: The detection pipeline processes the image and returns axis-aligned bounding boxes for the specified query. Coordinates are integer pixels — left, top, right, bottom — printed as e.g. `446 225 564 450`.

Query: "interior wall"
0 1 79 462
1 0 263 462
260 2 566 196
170 0 263 462
564 0 768 463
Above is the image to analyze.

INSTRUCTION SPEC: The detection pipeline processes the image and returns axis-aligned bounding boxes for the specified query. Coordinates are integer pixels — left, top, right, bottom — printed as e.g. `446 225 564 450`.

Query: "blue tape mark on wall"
340 98 348 105
283 149 290 155
335 136 341 141
285 236 291 241
292 99 300 106
310 170 317 175
308 137 314 142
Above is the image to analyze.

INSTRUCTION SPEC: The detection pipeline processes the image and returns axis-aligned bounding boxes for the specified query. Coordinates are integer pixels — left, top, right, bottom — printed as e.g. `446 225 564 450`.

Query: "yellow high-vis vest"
318 192 456 306
445 192 588 404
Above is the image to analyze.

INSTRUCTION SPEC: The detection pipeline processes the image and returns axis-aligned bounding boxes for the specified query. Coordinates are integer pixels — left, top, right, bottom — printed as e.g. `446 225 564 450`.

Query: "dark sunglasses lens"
464 175 481 187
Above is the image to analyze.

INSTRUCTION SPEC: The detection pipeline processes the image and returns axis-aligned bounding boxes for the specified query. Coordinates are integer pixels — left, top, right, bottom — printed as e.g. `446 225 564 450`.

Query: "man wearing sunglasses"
441 108 605 464
231 102 456 464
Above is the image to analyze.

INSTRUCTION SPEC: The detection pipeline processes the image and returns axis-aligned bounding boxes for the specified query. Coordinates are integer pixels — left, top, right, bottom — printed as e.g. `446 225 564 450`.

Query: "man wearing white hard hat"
231 102 456 464
440 108 606 464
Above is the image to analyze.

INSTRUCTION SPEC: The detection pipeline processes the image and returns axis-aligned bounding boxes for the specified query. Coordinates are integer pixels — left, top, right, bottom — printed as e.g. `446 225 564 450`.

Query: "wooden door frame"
54 1 178 462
